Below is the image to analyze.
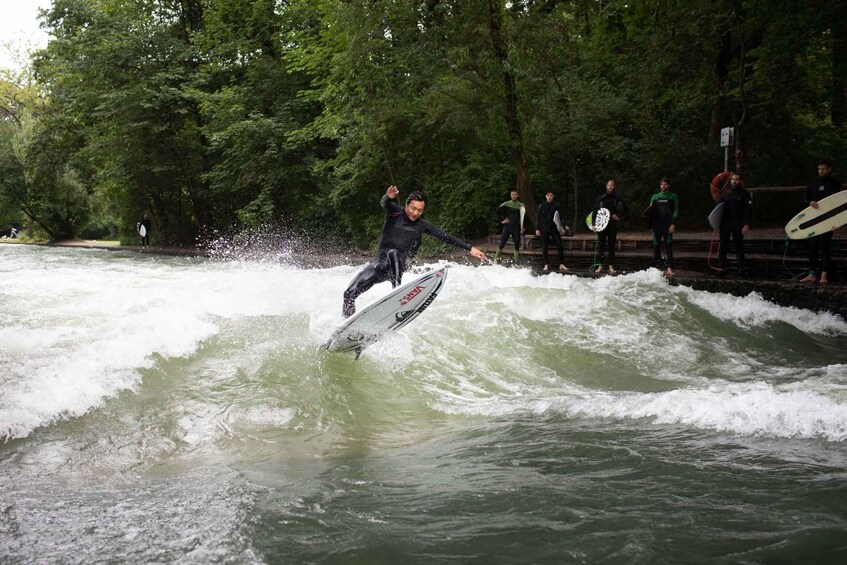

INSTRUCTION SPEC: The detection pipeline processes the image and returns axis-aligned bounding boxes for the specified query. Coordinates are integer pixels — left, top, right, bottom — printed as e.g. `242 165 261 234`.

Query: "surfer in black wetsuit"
800 160 843 284
592 179 628 274
342 185 488 318
494 190 526 265
535 191 568 272
717 172 752 276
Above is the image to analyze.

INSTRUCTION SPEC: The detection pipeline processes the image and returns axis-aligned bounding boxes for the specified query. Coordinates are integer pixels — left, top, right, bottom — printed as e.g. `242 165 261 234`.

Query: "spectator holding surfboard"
716 173 752 276
535 191 569 272
341 185 487 318
648 177 679 277
494 190 526 265
136 213 151 249
592 179 628 274
800 160 843 284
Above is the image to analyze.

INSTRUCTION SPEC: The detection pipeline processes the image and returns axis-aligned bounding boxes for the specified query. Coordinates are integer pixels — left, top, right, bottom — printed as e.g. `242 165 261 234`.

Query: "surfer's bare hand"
669 225 675 234
469 247 487 261
811 201 819 209
742 225 750 236
501 218 510 224
386 185 399 199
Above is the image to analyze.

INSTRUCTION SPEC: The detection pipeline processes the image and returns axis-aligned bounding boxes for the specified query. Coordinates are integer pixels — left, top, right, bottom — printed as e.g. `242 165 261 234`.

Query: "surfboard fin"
354 347 363 360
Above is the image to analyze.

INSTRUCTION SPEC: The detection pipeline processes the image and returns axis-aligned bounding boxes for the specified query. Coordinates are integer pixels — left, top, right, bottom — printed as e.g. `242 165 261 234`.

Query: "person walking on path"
717 172 752 276
535 191 568 272
649 178 679 277
592 179 627 274
136 214 151 249
494 190 526 265
800 160 843 284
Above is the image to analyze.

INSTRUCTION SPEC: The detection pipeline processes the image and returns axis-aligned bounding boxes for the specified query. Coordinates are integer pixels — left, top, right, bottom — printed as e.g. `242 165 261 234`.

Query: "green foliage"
2 0 841 245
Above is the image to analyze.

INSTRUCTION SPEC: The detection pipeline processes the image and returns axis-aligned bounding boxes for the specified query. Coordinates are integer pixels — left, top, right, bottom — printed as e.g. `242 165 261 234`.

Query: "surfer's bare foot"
595 266 604 273
608 266 616 274
543 264 549 272
559 264 568 271
800 274 816 283
820 273 828 284
666 268 674 277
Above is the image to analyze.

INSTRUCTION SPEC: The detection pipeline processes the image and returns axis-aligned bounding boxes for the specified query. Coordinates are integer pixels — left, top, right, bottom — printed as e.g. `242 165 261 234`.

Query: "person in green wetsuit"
494 190 526 265
649 177 679 277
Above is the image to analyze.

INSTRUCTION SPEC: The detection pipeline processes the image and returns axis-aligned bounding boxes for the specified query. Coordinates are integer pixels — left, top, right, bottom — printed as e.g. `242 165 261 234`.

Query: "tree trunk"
486 0 537 223
833 16 847 128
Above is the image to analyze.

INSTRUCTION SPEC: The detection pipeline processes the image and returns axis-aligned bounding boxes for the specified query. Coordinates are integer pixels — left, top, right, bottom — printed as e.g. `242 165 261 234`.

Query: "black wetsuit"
593 191 627 266
536 200 565 266
804 176 843 275
342 195 471 317
497 200 525 252
718 186 752 272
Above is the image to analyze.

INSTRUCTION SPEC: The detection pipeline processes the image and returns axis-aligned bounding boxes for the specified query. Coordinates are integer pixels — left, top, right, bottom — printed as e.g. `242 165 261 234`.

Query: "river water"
2 244 847 563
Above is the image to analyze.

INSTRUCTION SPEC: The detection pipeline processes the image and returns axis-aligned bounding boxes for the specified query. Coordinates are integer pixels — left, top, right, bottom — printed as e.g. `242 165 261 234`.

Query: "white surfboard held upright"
785 190 847 240
324 266 449 358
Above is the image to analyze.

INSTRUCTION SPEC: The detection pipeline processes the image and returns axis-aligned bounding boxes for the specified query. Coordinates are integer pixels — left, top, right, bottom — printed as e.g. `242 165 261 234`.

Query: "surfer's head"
605 179 616 193
660 178 670 192
545 191 554 202
818 160 833 178
405 191 427 221
510 190 519 201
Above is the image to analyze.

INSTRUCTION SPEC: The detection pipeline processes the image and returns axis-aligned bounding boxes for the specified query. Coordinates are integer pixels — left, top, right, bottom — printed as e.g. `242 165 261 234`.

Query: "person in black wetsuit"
494 190 526 265
342 185 488 318
800 160 843 284
592 179 628 274
535 191 568 272
717 172 752 276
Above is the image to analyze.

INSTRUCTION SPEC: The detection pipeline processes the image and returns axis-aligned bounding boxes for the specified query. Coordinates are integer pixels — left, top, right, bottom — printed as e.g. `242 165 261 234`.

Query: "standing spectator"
800 160 843 284
649 178 679 277
137 213 151 249
494 190 525 265
717 172 752 276
535 190 568 272
592 179 627 274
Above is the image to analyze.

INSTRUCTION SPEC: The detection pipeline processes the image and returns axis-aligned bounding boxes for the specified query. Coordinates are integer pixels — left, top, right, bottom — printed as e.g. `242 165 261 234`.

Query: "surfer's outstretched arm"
422 222 487 262
469 247 487 261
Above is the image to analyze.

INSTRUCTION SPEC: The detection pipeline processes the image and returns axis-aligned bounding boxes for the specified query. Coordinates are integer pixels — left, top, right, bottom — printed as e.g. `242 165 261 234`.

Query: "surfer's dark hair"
406 191 427 205
661 177 670 184
819 159 834 167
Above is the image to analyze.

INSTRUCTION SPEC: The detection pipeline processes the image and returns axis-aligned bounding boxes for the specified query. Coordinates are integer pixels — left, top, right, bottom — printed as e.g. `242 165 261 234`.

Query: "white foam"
4 249 847 445
0 250 329 440
678 286 847 335
565 382 847 441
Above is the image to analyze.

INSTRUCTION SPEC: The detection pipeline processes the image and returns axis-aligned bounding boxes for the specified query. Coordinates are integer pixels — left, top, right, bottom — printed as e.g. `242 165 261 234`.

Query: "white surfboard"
785 190 847 239
324 265 449 358
708 202 725 231
139 224 147 237
586 208 610 233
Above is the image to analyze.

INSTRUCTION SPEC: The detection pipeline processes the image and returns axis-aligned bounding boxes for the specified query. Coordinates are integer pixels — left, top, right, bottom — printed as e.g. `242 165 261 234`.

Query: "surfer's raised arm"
381 185 402 213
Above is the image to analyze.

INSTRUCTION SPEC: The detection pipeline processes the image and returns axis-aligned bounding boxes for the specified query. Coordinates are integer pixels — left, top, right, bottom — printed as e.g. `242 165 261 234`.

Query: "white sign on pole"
720 127 734 147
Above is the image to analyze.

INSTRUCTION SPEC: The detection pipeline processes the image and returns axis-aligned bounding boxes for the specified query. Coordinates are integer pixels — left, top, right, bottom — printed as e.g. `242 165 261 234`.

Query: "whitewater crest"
1 248 846 443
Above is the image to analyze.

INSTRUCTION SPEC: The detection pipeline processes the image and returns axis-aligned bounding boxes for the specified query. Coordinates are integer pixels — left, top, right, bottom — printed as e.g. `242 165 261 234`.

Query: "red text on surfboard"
399 285 426 305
